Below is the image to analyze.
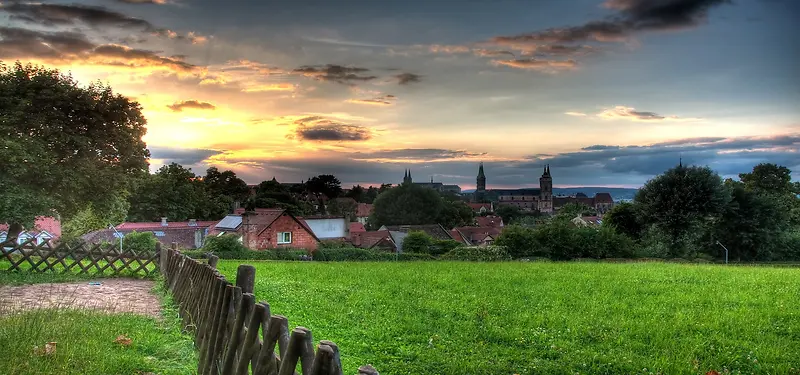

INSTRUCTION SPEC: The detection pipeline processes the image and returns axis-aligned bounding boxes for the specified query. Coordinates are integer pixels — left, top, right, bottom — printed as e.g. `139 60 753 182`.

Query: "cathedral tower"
539 164 553 213
474 162 487 202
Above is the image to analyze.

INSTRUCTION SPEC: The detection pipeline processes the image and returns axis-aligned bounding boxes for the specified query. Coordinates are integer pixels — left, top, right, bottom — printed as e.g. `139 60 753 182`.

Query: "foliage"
494 225 541 258
401 231 433 254
370 184 472 228
202 234 248 255
123 231 158 253
327 198 358 220
431 239 463 256
61 195 130 240
217 261 800 374
305 174 342 199
0 62 149 238
250 178 312 216
313 248 434 261
635 164 729 257
556 202 596 219
440 245 511 261
495 205 523 224
202 167 250 203
602 201 643 240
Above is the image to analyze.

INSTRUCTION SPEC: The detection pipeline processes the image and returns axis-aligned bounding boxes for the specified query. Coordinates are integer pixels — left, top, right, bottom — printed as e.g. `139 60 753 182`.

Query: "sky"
1 0 798 189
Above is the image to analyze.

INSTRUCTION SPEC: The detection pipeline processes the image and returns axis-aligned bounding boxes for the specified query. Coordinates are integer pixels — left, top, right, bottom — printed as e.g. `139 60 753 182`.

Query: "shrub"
202 234 248 256
402 231 433 254
313 247 436 261
494 225 541 258
123 231 157 253
430 239 463 256
440 246 511 262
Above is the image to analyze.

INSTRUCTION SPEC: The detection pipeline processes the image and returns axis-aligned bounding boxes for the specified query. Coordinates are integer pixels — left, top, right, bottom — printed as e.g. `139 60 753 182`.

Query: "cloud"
292 64 376 85
428 44 472 54
1 2 154 29
473 49 517 58
350 148 487 162
0 27 195 72
114 0 169 4
148 146 223 165
491 58 577 71
493 0 730 46
346 94 397 106
596 106 699 122
240 83 296 93
565 111 588 117
1 3 206 43
289 116 373 142
395 72 421 85
167 100 216 112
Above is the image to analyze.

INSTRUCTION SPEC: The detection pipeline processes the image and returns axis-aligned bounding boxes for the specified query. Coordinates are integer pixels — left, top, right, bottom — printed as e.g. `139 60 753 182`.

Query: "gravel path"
0 279 162 318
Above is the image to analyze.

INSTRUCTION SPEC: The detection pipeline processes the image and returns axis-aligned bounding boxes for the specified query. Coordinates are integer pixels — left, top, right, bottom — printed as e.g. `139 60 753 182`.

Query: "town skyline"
1 0 797 188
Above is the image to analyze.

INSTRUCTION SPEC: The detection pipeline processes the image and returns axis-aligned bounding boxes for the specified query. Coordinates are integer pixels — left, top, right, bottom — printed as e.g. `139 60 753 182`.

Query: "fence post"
156 242 165 275
236 264 256 295
208 254 219 269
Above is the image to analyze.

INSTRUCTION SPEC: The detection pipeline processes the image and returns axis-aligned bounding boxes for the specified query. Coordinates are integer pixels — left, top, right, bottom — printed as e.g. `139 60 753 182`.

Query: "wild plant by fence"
161 243 379 375
0 238 158 277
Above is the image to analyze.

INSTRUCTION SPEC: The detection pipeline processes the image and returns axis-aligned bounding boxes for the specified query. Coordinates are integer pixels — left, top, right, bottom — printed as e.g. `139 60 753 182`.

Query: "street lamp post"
109 224 123 251
715 240 729 264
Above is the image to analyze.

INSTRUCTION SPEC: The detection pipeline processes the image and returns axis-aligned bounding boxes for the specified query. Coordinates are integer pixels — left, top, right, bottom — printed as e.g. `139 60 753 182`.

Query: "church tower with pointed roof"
538 164 553 213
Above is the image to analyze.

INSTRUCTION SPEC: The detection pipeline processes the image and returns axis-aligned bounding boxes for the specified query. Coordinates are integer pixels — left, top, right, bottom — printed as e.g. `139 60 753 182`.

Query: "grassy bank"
0 273 196 375
217 260 800 375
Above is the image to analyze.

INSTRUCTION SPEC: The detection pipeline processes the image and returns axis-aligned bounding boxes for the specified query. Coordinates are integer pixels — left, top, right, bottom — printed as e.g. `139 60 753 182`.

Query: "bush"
123 231 157 253
402 231 433 254
440 246 511 261
313 247 435 261
202 234 248 256
494 225 541 258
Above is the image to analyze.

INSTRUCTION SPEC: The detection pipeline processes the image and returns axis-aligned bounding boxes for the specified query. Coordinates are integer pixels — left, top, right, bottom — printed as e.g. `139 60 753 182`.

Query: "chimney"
161 217 168 227
189 219 197 227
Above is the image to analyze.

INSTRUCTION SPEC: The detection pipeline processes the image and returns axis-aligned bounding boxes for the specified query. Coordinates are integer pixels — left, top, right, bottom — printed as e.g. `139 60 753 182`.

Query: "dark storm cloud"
148 147 223 165
492 0 731 45
292 64 376 84
1 2 154 29
0 27 196 72
289 116 373 142
167 100 216 112
112 0 169 4
395 72 422 85
350 148 487 161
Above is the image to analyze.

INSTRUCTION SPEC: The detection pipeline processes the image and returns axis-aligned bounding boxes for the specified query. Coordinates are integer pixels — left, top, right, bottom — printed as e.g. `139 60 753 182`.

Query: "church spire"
478 162 485 179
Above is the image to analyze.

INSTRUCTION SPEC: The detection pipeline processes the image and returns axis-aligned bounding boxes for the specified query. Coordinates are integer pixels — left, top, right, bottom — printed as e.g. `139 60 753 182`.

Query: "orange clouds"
491 58 578 72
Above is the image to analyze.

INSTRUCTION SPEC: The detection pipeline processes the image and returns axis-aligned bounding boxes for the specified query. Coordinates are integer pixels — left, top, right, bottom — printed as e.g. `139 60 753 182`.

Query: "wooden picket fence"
161 244 380 375
0 238 158 277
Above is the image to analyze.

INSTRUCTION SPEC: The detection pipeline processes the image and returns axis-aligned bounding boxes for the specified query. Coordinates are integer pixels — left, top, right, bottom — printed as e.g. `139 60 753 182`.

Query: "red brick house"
239 208 320 251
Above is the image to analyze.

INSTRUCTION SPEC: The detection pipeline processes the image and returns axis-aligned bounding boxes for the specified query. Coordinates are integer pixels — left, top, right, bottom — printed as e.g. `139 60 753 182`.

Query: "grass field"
0 273 196 375
217 261 800 375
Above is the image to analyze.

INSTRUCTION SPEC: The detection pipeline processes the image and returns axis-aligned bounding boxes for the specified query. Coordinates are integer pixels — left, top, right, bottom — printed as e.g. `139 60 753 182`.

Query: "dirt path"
0 279 162 319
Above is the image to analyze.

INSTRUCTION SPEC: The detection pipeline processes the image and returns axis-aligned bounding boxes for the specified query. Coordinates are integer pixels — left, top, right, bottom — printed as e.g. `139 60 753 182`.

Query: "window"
277 232 292 244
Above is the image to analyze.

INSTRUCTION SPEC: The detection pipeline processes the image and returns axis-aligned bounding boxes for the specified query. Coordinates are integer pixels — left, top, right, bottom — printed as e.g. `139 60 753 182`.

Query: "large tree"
635 164 729 257
603 201 643 240
305 174 342 199
0 62 149 239
203 167 250 203
370 184 445 227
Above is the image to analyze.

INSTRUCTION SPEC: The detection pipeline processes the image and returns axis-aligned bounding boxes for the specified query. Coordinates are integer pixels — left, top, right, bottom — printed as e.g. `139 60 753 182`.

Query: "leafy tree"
306 174 342 199
495 205 523 224
603 202 643 240
328 198 358 221
345 185 365 203
635 164 729 257
203 167 250 203
438 199 474 229
739 163 795 194
127 163 228 221
494 225 541 258
61 195 130 240
402 231 433 254
0 62 149 239
369 184 445 227
203 234 247 255
556 203 595 220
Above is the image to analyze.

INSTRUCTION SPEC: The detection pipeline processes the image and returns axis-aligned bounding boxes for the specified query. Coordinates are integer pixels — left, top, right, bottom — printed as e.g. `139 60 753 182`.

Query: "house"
238 208 320 251
349 222 366 233
209 215 244 237
83 218 216 249
468 202 493 214
350 230 397 252
554 192 615 214
0 230 54 246
571 215 602 227
475 215 504 228
452 226 502 246
301 216 348 240
355 203 373 225
0 216 62 242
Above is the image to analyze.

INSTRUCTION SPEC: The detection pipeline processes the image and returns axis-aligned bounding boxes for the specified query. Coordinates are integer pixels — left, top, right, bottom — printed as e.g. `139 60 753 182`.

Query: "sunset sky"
2 0 798 188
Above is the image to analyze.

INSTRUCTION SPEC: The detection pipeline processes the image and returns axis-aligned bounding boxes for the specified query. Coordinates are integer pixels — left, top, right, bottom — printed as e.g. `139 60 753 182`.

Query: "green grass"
0 273 197 375
217 260 800 375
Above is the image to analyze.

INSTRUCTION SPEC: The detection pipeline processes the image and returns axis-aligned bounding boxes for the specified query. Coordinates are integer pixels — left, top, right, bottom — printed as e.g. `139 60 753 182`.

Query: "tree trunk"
6 222 23 242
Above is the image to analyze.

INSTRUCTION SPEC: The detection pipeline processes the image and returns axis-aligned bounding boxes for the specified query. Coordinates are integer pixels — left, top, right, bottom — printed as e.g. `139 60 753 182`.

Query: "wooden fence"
161 243 380 375
1 238 158 277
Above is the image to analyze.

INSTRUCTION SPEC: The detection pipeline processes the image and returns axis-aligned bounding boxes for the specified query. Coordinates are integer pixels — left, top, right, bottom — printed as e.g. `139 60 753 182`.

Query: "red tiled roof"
356 203 373 217
475 215 504 228
116 221 217 230
467 203 492 211
594 193 614 204
335 197 358 205
0 216 61 238
350 222 366 233
455 226 501 244
350 230 394 249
